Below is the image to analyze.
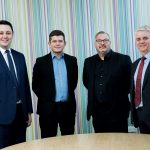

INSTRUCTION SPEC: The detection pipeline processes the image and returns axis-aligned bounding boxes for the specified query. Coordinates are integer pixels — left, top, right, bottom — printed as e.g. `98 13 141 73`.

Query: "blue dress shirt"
51 52 68 102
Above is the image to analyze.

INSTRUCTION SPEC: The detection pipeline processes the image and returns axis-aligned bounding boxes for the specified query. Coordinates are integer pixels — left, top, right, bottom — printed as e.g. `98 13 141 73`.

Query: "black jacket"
83 50 131 120
32 52 78 116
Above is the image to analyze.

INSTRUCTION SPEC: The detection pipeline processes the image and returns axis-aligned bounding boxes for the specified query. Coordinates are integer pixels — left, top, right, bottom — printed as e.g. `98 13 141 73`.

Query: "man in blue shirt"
32 30 78 138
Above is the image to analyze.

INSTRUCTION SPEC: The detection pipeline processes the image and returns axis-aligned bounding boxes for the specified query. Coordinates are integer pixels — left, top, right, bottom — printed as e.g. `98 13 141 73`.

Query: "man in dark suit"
131 26 150 134
0 20 33 149
32 30 78 138
83 31 131 133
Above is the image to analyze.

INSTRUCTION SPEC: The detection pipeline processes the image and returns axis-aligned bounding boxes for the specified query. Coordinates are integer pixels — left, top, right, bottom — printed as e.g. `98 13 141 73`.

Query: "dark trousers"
137 107 150 134
92 115 128 133
0 104 27 149
39 102 75 138
92 101 128 133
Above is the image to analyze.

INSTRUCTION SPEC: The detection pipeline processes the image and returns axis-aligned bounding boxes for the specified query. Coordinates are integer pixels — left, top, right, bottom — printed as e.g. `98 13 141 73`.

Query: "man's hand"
27 113 32 127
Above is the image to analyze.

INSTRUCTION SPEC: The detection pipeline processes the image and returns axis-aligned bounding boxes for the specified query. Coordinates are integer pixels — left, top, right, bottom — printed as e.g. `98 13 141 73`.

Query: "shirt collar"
0 47 11 55
51 51 64 59
105 49 112 59
144 51 150 60
96 49 112 61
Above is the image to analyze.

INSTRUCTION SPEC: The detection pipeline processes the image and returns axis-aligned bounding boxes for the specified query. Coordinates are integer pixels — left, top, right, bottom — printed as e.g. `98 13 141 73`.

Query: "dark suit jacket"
0 49 33 125
131 58 150 127
32 52 78 116
83 50 132 121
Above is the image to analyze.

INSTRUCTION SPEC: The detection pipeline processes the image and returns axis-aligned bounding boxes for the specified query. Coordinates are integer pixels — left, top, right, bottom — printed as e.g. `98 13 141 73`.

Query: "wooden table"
2 133 150 150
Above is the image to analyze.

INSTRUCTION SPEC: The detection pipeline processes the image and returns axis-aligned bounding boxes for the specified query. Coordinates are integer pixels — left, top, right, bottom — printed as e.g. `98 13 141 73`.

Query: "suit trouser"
39 101 75 138
92 115 128 133
137 107 150 134
0 104 27 149
92 101 128 133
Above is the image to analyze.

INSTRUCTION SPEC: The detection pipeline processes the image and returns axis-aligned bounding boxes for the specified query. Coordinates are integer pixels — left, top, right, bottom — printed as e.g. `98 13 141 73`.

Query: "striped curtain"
0 0 150 140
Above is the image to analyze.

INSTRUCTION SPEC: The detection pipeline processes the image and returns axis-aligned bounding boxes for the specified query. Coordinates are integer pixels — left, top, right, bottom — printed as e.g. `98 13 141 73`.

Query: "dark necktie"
134 57 146 107
6 50 18 85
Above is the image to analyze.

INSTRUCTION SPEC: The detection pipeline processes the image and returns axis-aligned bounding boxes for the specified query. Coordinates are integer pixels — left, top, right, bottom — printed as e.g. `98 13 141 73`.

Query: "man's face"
95 33 111 55
0 25 13 49
49 35 66 54
135 30 150 54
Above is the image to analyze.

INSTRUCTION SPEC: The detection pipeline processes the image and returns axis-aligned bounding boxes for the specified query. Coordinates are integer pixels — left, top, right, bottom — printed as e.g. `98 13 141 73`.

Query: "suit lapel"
64 54 70 87
89 55 97 87
130 60 138 97
143 61 150 88
0 51 12 79
47 53 55 87
131 59 140 91
11 49 23 84
133 60 140 75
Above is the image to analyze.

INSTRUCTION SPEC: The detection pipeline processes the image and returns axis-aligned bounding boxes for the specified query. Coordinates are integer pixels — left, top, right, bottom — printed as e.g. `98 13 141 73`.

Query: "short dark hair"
0 20 14 32
95 31 110 39
49 30 65 42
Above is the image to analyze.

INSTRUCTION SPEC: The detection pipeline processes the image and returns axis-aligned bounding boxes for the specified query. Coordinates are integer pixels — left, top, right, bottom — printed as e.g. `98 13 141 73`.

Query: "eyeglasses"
96 39 110 44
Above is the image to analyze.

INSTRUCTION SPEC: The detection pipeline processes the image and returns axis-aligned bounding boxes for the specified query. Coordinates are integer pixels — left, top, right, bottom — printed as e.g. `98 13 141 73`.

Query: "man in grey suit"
131 25 150 134
0 20 33 148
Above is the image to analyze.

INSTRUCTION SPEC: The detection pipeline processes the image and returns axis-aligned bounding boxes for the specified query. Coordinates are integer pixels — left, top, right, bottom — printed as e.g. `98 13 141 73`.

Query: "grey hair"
136 25 150 33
